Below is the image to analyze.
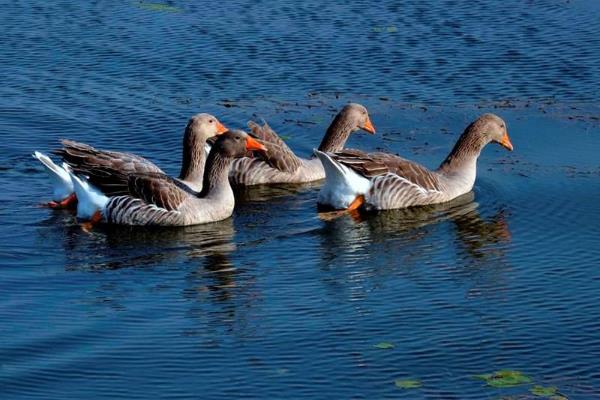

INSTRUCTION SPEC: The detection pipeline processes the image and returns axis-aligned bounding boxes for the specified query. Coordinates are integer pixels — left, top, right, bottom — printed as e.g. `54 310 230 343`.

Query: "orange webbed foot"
81 210 103 232
47 193 77 209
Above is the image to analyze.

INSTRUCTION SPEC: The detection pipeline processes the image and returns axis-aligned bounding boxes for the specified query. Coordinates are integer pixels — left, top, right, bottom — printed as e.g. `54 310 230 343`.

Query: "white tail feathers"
314 150 371 209
68 171 108 220
32 151 74 201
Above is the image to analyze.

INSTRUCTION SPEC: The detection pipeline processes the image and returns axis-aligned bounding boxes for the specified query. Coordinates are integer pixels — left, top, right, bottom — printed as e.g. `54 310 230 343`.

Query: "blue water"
1 1 600 399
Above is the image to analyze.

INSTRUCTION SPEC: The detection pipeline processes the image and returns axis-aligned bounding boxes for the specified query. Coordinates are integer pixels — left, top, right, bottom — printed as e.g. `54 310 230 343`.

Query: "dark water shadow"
313 193 512 294
58 218 236 272
233 180 322 203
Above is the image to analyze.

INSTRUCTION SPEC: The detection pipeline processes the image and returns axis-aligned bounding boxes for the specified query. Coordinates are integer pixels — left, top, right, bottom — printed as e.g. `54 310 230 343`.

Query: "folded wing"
55 140 164 196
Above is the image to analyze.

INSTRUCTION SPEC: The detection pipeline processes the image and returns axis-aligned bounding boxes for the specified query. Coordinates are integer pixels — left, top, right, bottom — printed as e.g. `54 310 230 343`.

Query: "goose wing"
330 149 442 192
246 120 303 173
55 140 165 196
126 172 191 211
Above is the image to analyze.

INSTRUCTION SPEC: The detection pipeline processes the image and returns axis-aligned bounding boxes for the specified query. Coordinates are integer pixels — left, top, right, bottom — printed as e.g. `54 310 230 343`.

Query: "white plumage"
32 151 74 202
68 171 108 220
314 150 371 209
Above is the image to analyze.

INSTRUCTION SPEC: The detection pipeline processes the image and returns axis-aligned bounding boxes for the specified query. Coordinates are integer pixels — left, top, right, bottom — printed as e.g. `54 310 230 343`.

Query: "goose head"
472 113 513 151
184 113 228 142
341 103 376 134
213 130 268 158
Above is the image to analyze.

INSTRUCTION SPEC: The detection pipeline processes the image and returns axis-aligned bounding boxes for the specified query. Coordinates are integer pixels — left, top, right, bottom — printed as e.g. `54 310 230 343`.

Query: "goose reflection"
61 218 236 271
315 192 512 298
233 180 321 203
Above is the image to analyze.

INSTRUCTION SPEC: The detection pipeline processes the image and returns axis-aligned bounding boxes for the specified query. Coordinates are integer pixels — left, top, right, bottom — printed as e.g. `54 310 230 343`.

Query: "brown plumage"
329 149 443 192
228 103 376 186
316 113 514 210
56 113 227 196
247 120 303 173
96 130 268 226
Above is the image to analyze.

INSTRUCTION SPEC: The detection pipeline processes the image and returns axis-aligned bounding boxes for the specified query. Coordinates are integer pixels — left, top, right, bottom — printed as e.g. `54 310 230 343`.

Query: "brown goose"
315 113 514 210
69 130 267 226
228 103 375 186
33 113 227 208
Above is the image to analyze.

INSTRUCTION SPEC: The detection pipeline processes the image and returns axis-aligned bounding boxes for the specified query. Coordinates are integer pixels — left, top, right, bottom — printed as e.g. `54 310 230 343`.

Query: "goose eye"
209 119 214 124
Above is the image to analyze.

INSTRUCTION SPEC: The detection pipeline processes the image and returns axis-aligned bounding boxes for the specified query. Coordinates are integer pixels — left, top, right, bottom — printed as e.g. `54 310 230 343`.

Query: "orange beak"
216 120 228 135
499 132 514 151
245 136 267 153
361 117 376 134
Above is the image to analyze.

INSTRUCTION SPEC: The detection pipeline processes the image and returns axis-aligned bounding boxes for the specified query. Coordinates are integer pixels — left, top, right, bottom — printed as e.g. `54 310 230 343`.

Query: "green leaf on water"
135 2 182 12
373 342 395 349
394 379 422 389
474 370 532 388
530 385 558 397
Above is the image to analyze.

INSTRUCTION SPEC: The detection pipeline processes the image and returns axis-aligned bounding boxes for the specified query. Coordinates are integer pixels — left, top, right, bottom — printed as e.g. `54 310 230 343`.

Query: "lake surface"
1 1 599 399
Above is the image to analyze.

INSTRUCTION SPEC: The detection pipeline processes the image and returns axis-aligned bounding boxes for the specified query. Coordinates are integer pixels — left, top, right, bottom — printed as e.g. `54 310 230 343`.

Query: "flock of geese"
33 103 514 227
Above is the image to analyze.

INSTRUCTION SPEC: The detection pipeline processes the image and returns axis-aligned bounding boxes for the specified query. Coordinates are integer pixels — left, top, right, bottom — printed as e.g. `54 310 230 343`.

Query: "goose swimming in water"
315 113 514 211
70 130 267 226
33 113 227 208
228 103 376 186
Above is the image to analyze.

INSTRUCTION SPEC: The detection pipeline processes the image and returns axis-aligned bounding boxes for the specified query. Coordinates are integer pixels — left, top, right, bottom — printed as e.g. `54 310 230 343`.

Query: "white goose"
315 113 514 211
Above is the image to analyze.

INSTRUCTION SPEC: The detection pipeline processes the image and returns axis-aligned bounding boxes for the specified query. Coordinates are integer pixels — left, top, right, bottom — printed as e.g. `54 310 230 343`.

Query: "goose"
315 113 514 211
33 113 227 208
70 130 267 226
228 103 375 186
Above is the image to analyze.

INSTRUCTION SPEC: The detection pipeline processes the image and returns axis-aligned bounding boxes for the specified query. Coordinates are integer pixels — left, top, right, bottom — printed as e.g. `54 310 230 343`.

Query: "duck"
228 103 376 186
69 130 267 226
33 113 227 208
315 113 514 211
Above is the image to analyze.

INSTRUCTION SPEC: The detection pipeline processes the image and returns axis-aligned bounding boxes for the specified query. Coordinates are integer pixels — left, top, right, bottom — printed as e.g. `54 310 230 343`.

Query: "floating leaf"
530 385 557 397
549 395 568 400
474 370 531 388
373 342 395 349
394 379 422 389
135 2 181 12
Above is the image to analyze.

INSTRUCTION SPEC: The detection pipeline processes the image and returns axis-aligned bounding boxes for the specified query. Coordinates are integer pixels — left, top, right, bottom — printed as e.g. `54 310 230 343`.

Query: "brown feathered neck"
179 126 208 185
438 120 489 174
198 149 233 198
318 112 357 152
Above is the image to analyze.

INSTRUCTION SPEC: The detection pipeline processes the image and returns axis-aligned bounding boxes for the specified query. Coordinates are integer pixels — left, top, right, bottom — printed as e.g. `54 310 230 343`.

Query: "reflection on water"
233 180 322 203
318 192 510 257
314 192 512 300
53 217 236 271
2 0 600 396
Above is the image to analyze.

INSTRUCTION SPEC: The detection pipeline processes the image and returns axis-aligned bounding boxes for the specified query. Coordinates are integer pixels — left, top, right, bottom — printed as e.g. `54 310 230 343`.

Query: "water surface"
1 1 599 399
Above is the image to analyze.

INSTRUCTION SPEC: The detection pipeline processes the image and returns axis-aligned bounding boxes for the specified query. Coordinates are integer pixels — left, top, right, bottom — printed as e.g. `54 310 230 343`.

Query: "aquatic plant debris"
373 342 395 349
473 370 532 388
529 385 559 397
394 379 422 389
135 2 181 12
